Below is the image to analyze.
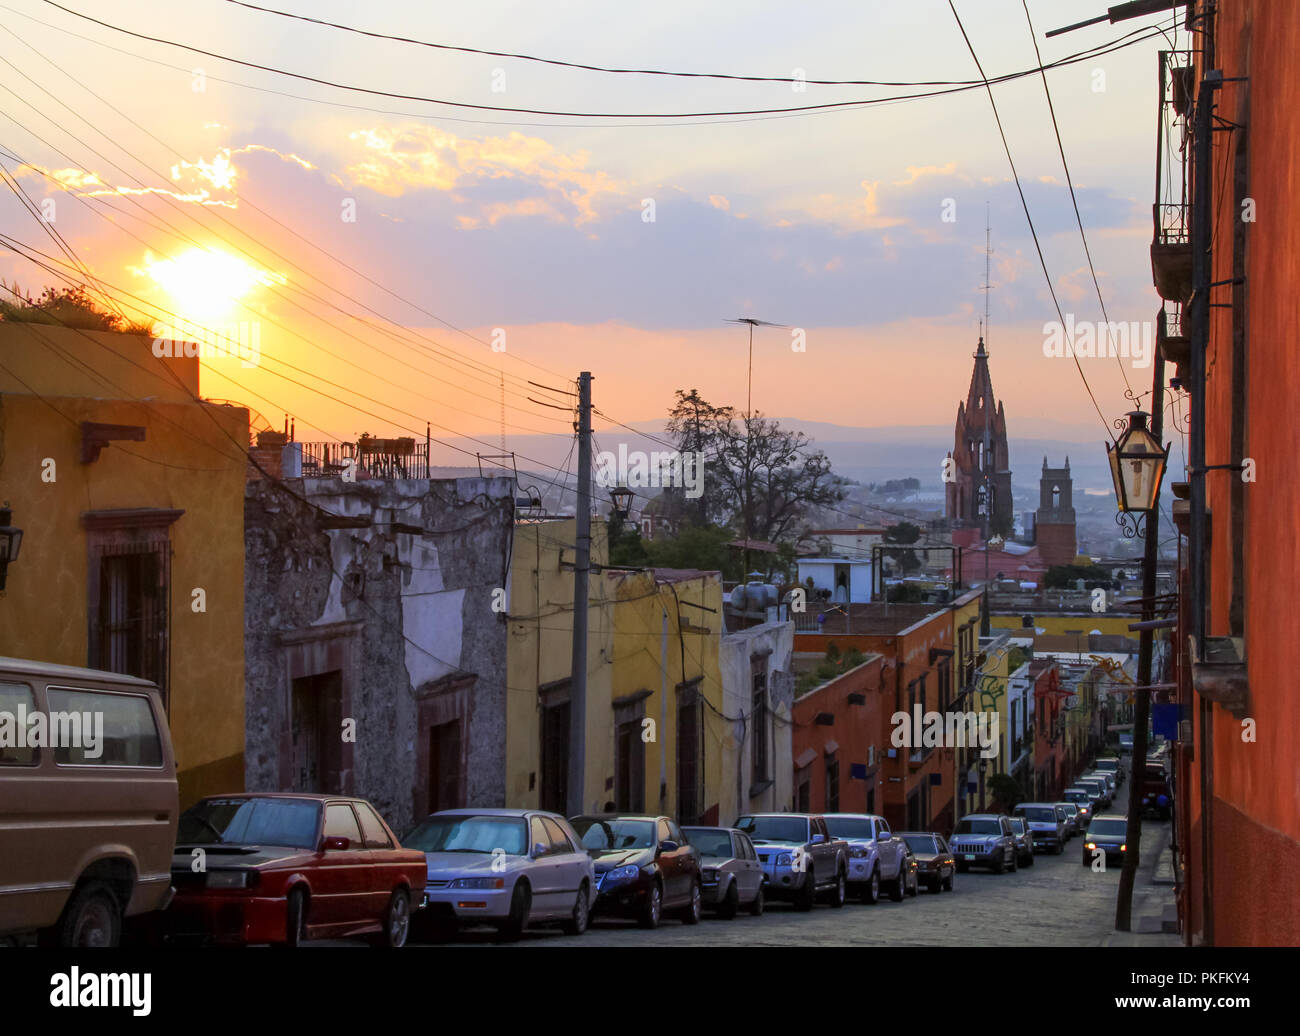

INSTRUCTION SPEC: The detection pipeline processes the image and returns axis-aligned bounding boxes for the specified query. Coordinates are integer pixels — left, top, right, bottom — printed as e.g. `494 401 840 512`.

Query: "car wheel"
748 885 765 917
859 866 880 904
282 887 307 948
1009 849 1018 873
369 888 411 948
680 881 702 925
795 870 817 911
637 881 663 929
907 870 918 897
55 881 121 948
827 867 847 908
562 881 590 936
942 870 954 892
889 868 906 902
717 880 740 920
497 881 530 942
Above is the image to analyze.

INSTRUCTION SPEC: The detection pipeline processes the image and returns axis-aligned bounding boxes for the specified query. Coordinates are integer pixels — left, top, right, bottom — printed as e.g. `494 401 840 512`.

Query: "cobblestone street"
377 820 1181 950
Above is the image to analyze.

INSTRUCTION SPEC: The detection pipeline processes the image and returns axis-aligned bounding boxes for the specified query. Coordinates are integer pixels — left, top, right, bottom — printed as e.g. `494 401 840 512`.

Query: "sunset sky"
0 0 1180 456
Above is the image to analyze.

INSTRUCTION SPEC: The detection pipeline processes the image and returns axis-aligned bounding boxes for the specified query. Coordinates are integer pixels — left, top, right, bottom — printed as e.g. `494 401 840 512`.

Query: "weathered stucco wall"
244 474 512 835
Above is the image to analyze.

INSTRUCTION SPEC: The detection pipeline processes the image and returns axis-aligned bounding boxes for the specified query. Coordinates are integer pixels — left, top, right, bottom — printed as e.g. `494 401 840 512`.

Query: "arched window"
1051 484 1061 509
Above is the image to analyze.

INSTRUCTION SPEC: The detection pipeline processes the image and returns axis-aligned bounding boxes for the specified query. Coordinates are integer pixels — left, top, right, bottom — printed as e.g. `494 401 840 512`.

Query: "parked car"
405 809 593 941
1012 802 1066 856
1084 770 1119 800
1140 774 1174 820
167 793 425 947
823 812 908 903
570 814 701 929
1075 777 1111 810
735 813 849 909
898 842 920 896
1093 757 1124 785
1118 732 1134 755
949 814 1018 873
681 826 764 919
1054 802 1082 839
1006 816 1036 866
1062 788 1095 826
0 657 177 947
900 832 955 893
1081 814 1130 866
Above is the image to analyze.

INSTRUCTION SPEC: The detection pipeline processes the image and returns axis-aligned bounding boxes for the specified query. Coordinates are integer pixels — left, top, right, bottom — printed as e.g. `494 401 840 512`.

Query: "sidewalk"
1100 818 1182 947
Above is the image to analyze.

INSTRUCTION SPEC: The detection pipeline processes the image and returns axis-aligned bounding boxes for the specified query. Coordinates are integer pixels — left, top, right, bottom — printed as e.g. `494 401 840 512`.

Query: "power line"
35 1 1169 123
947 0 1115 443
1019 0 1134 401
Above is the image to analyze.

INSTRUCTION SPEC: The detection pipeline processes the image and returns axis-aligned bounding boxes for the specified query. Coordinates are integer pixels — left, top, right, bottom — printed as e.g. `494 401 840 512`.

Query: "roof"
0 656 156 689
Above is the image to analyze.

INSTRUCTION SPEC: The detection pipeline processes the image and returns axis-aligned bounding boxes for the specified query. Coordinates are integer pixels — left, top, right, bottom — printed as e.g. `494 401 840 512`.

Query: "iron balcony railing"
291 438 434 480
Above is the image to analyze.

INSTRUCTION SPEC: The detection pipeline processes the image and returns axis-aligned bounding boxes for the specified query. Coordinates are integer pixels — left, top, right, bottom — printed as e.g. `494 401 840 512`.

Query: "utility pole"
567 371 592 818
1116 350 1165 931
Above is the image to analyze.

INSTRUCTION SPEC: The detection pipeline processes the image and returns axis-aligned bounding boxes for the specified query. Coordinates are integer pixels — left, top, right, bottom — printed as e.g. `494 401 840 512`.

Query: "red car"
165 793 426 947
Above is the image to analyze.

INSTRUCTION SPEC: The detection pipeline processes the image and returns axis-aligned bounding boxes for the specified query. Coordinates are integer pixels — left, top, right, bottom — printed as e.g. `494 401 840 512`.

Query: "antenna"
980 202 995 351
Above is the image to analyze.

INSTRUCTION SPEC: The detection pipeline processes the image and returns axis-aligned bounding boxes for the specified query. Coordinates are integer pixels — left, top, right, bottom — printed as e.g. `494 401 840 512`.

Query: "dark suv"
949 814 1018 873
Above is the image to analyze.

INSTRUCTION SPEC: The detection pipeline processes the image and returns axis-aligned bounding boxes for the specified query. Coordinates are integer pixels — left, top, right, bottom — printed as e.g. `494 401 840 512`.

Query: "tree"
665 389 844 545
0 282 151 334
1045 563 1111 590
883 521 923 574
988 772 1024 812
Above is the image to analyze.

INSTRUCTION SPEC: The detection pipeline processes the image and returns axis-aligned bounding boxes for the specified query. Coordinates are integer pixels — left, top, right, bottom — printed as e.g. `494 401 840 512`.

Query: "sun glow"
140 247 282 321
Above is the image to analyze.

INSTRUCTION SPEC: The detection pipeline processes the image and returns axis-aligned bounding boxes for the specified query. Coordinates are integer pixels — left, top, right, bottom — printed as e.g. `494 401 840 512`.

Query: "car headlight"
602 865 641 886
1085 842 1096 850
449 876 506 889
206 870 257 889
776 853 793 866
849 845 869 858
701 868 717 881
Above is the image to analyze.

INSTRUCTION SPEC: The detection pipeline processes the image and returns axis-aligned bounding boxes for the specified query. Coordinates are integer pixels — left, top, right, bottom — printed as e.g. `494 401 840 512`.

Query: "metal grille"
90 541 168 704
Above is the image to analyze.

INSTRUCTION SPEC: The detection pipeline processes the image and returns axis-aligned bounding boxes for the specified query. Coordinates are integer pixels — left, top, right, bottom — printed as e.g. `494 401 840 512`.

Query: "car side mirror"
321 836 350 852
531 842 548 858
810 833 825 845
657 840 679 854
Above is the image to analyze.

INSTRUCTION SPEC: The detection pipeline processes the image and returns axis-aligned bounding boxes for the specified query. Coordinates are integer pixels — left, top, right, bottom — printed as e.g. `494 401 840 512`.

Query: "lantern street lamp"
609 485 634 521
0 506 24 591
1106 411 1169 538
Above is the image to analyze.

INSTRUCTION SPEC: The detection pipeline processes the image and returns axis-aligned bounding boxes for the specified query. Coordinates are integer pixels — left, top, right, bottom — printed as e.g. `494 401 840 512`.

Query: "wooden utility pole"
567 371 592 817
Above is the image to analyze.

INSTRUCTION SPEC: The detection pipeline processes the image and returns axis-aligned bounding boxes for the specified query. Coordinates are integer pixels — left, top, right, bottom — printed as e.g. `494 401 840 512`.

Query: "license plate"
964 854 976 861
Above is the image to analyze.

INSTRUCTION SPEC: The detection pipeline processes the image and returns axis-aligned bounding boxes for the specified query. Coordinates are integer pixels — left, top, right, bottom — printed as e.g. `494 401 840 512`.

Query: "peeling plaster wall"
720 620 795 822
244 475 512 833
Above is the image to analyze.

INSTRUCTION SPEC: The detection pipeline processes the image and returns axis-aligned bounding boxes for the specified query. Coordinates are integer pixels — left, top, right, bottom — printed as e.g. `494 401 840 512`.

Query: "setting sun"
140 247 282 321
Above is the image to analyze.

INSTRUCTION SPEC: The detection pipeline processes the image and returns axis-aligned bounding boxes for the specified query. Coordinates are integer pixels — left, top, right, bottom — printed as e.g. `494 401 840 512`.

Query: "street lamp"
1106 411 1169 538
0 506 24 591
609 485 634 520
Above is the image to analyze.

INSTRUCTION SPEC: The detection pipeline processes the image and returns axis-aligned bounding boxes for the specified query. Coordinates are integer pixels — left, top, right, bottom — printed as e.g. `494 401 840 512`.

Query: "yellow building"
0 324 248 805
990 612 1137 638
504 517 728 823
605 566 724 825
505 517 613 814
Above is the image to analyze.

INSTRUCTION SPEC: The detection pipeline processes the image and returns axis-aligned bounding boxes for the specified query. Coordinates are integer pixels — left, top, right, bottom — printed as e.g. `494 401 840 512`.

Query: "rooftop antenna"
979 202 995 353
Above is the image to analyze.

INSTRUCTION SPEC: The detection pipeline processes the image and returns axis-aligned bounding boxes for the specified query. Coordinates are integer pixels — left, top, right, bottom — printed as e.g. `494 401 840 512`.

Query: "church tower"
1034 457 1078 567
946 336 1013 537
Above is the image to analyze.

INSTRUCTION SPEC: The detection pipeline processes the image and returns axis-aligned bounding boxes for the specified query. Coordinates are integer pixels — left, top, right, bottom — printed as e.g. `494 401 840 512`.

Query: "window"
795 764 811 812
938 660 952 712
530 816 550 854
876 819 890 840
355 802 394 849
825 754 840 813
47 687 162 767
323 803 362 846
751 667 769 782
667 819 685 845
0 682 38 766
657 819 672 846
541 816 573 855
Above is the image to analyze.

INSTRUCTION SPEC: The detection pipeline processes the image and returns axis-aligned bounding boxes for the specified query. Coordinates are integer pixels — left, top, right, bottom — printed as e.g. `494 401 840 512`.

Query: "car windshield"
824 817 874 840
404 814 528 855
1056 804 1077 813
1065 790 1089 802
683 828 732 858
736 816 809 843
1088 819 1128 836
1019 807 1058 822
953 819 1001 835
178 797 320 849
903 835 938 853
1096 761 1119 771
571 817 656 851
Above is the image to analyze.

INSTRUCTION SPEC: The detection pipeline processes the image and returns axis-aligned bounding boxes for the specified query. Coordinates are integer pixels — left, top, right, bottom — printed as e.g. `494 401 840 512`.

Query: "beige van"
0 656 178 946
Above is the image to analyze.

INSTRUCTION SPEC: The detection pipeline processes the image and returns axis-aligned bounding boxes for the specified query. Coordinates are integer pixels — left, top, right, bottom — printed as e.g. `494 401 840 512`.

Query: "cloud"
708 194 730 211
342 125 624 226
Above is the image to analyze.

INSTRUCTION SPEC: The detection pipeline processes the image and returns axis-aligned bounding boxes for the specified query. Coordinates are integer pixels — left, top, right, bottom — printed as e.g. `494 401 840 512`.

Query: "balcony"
1157 304 1190 379
1151 203 1192 303
290 437 434 480
1189 635 1249 718
1150 49 1194 304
